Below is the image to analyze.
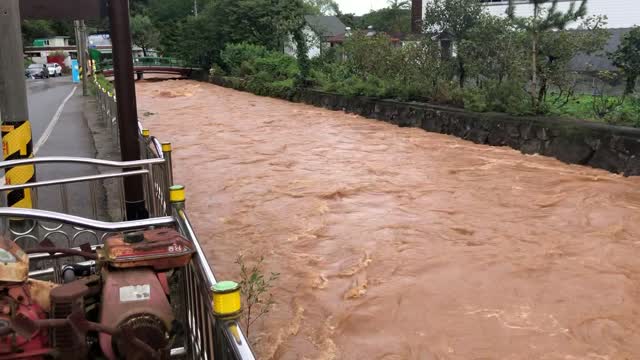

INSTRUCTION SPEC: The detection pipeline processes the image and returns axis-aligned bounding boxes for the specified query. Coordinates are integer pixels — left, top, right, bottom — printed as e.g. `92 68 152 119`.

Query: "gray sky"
334 0 388 15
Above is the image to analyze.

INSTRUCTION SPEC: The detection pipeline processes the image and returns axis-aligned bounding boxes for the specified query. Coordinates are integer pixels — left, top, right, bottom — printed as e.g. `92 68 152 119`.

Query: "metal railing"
94 80 256 360
98 57 196 72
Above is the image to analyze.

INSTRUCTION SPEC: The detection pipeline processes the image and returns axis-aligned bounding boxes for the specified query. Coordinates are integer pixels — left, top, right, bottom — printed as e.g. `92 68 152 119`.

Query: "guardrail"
98 57 193 72
0 80 257 359
93 79 256 360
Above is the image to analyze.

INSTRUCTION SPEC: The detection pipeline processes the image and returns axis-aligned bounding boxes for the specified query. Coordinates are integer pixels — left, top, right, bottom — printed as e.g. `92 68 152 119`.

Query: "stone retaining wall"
208 76 640 176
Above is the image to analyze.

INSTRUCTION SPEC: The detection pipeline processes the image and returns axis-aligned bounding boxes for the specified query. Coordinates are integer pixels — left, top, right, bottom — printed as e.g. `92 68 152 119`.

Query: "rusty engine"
0 228 194 360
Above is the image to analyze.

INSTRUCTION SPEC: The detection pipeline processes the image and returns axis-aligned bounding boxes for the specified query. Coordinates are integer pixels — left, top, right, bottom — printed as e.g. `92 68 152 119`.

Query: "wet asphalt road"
26 76 100 217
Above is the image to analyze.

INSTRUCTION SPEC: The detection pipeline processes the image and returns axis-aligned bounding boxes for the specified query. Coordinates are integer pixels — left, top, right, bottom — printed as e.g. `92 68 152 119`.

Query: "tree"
507 0 587 112
423 0 485 88
359 6 411 34
610 26 640 95
458 14 527 84
536 15 608 103
130 15 160 56
173 0 307 68
148 0 196 23
22 20 56 44
304 0 339 15
387 0 410 10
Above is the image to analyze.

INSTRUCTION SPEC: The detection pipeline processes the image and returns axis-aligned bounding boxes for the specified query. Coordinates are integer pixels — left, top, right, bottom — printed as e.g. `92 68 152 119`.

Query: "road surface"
25 76 101 219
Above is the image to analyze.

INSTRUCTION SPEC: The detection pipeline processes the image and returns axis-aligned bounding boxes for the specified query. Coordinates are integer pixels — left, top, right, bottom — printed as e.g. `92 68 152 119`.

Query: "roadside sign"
71 60 80 83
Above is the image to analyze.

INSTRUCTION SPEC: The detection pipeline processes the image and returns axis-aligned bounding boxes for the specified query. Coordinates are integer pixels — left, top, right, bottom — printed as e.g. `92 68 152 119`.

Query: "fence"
98 57 190 73
0 80 257 360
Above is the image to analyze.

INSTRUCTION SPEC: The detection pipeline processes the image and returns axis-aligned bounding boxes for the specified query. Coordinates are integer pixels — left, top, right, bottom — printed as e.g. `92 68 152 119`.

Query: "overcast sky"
334 0 388 15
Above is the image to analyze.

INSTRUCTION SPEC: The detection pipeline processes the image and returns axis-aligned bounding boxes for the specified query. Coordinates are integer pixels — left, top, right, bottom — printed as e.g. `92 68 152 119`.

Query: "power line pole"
80 20 89 96
0 0 36 220
108 0 148 220
75 19 89 96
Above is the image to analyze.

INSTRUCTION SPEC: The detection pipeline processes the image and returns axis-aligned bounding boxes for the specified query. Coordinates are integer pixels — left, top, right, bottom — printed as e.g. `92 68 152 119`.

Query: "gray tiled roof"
569 28 632 72
304 15 347 38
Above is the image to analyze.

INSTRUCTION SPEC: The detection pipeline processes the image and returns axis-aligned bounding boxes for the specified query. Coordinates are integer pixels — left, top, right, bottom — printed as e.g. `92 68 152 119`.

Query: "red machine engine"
98 228 194 360
0 285 48 360
0 228 194 360
0 240 54 360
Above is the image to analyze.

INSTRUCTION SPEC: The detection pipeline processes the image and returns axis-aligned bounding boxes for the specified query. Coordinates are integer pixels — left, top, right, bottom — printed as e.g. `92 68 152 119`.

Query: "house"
417 0 639 29
459 0 638 29
24 34 153 69
87 33 156 59
285 15 347 58
569 28 631 72
23 36 77 67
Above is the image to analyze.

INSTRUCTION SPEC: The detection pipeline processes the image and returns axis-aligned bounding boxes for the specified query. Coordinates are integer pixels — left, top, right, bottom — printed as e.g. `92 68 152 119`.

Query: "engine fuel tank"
102 228 194 271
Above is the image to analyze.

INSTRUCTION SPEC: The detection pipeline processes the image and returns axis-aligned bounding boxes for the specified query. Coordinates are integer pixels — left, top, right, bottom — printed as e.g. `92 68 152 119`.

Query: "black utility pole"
108 0 148 220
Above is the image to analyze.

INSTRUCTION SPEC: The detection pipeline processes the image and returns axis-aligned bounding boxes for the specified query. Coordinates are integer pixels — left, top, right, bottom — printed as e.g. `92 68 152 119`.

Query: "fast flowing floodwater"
137 79 640 359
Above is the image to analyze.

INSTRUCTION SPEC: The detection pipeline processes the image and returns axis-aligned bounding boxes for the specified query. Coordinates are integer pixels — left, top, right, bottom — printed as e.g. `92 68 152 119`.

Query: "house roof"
569 28 631 72
304 15 346 38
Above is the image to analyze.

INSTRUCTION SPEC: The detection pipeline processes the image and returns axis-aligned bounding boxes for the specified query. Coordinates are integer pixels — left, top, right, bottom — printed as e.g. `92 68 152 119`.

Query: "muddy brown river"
136 79 640 359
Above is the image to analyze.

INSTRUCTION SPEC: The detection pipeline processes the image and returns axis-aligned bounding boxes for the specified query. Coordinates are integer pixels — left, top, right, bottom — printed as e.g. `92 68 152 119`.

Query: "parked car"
25 64 49 79
46 63 63 77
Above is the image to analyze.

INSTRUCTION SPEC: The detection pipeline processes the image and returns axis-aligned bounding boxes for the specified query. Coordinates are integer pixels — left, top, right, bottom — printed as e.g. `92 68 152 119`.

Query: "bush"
220 43 269 77
219 42 300 98
463 80 531 115
604 94 640 127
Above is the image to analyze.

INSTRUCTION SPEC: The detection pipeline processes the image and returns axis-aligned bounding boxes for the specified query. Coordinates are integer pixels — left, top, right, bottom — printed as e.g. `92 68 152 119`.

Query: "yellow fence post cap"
161 142 172 152
141 129 150 137
212 281 242 317
169 185 185 203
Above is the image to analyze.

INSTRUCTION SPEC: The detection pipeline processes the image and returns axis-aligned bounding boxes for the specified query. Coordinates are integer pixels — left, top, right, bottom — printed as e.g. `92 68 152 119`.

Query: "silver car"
25 64 49 79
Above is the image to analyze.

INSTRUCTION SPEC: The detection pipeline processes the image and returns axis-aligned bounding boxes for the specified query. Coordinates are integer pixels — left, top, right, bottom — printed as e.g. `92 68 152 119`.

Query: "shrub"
220 43 269 77
463 80 531 115
235 255 279 339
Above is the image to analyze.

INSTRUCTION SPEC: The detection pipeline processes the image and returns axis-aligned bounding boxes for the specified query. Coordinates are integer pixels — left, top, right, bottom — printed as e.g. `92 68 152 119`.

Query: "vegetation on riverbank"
126 0 640 128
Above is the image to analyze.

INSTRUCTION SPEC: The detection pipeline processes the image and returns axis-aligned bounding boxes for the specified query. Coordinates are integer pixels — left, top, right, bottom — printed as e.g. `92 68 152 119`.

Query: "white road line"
33 85 77 155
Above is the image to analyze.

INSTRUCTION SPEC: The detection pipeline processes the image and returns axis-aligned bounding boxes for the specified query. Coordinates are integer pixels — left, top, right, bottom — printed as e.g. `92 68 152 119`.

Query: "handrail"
176 209 217 285
0 169 148 192
0 156 164 169
0 208 174 231
174 208 256 360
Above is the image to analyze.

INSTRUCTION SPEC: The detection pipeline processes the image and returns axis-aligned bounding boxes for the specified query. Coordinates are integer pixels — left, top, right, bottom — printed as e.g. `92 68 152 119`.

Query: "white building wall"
424 0 639 28
284 26 322 58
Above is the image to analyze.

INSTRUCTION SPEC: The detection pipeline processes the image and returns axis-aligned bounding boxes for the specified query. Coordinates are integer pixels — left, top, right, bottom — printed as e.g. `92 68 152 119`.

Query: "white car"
46 63 63 77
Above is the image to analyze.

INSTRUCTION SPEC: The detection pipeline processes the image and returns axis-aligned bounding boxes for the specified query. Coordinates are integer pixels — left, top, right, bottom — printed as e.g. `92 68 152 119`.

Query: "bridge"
99 57 200 77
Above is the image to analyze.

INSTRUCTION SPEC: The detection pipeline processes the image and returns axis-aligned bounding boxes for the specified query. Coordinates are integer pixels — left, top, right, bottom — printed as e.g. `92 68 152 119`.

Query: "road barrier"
95 79 257 359
1 119 35 209
0 79 257 360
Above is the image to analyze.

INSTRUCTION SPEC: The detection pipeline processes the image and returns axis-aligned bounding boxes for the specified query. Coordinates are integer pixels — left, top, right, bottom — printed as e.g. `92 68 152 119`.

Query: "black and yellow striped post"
0 0 36 217
2 121 35 209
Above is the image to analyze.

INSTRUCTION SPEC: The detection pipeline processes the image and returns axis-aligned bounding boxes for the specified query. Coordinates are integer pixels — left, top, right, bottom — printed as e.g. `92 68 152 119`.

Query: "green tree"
130 15 160 56
173 0 307 68
507 0 587 111
536 15 608 103
458 14 527 84
423 0 485 88
359 6 411 34
304 0 339 15
148 0 195 23
610 26 640 95
22 20 55 44
387 0 410 10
